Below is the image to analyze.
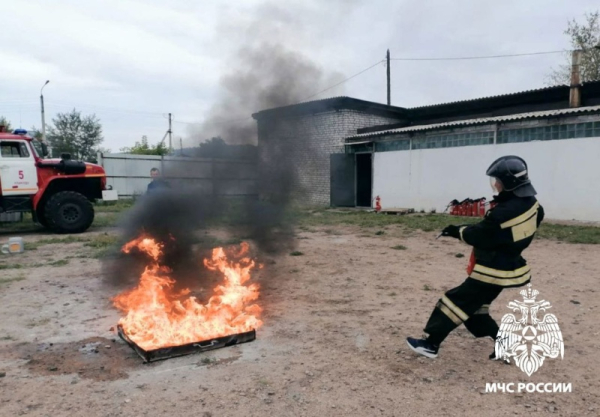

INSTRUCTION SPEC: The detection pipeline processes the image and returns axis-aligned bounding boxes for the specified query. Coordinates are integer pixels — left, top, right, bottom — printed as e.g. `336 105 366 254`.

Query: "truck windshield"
30 140 43 158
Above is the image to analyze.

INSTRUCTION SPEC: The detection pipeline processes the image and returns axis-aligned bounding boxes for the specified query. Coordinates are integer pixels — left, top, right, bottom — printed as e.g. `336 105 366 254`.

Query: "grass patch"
537 223 600 244
375 230 385 235
293 209 477 232
48 259 69 267
388 291 397 297
84 233 118 249
91 213 120 228
26 236 89 250
455 253 465 258
26 318 51 328
391 245 407 250
289 251 304 256
84 233 121 258
0 275 25 285
94 199 135 213
423 284 432 291
292 209 600 245
0 263 24 270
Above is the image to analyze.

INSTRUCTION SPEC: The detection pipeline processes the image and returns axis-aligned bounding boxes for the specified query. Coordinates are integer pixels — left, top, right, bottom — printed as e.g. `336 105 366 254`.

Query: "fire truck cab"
0 126 117 233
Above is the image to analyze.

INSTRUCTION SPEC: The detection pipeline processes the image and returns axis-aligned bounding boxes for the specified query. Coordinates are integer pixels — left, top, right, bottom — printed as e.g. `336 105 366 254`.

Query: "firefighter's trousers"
424 278 503 346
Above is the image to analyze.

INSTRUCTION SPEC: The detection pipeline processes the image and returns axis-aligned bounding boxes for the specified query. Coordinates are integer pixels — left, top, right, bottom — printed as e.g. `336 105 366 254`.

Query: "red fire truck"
0 126 117 233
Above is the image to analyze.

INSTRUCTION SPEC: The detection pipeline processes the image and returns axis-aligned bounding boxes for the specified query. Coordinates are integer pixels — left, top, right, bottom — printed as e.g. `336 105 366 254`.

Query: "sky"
0 0 598 151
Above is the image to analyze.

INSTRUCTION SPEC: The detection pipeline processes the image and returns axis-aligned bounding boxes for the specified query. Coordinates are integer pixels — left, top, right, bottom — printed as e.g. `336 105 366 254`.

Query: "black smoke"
103 2 345 292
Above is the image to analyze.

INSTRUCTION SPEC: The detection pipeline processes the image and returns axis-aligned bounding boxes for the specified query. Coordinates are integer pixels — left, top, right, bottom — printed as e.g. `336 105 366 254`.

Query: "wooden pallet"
377 208 415 215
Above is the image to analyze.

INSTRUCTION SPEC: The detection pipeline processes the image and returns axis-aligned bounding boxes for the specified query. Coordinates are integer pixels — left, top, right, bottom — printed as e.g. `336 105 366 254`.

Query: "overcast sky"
1 0 597 151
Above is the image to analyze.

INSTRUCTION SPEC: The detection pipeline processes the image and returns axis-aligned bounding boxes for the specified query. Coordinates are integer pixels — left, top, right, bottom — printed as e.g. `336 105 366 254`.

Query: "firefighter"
407 155 544 359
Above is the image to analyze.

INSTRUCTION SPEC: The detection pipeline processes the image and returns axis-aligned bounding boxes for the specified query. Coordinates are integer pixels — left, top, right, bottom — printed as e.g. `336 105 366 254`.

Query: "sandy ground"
0 225 599 417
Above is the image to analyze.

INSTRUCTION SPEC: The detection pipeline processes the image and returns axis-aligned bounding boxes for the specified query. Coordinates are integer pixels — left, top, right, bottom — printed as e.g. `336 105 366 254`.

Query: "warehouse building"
254 80 600 221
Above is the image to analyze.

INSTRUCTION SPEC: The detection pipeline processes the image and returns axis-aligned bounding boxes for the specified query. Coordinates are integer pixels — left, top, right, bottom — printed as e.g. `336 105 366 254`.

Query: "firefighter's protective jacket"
458 192 544 288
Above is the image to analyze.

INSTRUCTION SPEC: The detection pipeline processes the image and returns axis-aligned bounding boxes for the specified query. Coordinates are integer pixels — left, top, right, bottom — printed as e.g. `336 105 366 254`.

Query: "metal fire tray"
117 325 256 363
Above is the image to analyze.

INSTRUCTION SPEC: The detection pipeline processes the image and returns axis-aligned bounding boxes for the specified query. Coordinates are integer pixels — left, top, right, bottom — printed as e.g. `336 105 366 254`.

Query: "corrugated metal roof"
407 84 568 110
348 105 600 139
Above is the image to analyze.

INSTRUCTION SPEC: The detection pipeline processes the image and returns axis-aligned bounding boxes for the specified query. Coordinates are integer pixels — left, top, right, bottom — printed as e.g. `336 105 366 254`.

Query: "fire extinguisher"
457 199 467 216
446 199 459 216
466 249 476 275
464 198 472 217
374 196 382 213
471 199 479 217
479 198 486 217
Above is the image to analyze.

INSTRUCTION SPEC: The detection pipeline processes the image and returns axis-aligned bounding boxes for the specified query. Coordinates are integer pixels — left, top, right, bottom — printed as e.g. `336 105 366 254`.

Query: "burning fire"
113 235 262 351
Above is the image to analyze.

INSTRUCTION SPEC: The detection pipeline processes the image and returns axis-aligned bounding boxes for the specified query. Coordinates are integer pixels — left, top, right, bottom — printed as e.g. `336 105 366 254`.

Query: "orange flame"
113 235 262 350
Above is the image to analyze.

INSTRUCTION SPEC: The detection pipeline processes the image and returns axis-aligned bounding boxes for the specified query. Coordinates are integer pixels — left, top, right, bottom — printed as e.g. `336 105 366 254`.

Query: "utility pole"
386 49 391 106
569 50 582 108
168 113 172 150
180 137 183 155
40 80 50 141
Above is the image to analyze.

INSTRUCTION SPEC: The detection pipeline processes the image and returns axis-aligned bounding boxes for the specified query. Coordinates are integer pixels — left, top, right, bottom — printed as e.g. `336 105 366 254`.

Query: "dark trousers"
424 278 503 346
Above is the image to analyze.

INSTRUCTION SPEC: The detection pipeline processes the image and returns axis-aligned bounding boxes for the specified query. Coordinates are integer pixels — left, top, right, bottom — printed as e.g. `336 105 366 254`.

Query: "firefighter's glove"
441 225 460 239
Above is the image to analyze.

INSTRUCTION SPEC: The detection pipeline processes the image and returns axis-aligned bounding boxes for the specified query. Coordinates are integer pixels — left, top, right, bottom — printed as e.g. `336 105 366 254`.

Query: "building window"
348 119 600 153
375 140 410 152
497 121 600 144
412 131 494 150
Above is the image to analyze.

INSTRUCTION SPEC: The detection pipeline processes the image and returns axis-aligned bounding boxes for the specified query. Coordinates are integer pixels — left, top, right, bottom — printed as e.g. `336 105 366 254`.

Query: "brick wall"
257 110 402 206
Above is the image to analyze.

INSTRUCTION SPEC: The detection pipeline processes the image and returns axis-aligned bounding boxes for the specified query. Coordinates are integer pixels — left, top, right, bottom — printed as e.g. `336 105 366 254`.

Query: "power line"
3 49 569 131
390 50 564 61
301 59 385 101
175 60 389 126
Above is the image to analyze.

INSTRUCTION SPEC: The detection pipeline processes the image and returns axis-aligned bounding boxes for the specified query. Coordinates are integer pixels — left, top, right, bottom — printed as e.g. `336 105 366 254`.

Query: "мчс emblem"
495 284 564 376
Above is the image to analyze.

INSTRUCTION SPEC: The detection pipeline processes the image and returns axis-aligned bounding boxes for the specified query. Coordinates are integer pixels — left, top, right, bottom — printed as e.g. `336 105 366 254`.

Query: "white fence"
97 153 257 198
372 136 600 222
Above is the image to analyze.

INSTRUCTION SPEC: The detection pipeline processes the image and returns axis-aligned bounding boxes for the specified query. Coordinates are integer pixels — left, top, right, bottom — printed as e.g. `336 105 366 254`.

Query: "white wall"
373 137 600 221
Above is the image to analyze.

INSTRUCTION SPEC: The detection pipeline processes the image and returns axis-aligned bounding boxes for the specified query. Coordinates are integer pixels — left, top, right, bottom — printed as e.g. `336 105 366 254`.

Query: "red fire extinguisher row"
446 197 489 218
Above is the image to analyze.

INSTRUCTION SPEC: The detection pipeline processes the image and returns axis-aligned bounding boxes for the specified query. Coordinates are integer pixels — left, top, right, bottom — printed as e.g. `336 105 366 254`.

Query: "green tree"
47 109 104 162
548 11 600 85
0 116 12 132
29 126 43 140
120 135 169 155
197 136 227 157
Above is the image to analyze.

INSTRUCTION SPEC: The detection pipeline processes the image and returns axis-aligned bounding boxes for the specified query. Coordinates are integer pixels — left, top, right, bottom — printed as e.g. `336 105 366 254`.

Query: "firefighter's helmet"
486 155 536 197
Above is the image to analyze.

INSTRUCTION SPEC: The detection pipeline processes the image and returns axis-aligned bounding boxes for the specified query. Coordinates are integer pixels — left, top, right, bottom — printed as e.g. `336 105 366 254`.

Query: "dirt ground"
0 225 599 417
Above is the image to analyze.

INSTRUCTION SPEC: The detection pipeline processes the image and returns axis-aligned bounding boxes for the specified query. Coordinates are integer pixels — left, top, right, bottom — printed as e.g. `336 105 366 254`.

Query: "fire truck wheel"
44 191 95 234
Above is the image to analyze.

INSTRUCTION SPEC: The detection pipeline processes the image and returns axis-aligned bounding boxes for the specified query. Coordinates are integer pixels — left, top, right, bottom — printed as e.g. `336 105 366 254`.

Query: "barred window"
346 119 600 153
